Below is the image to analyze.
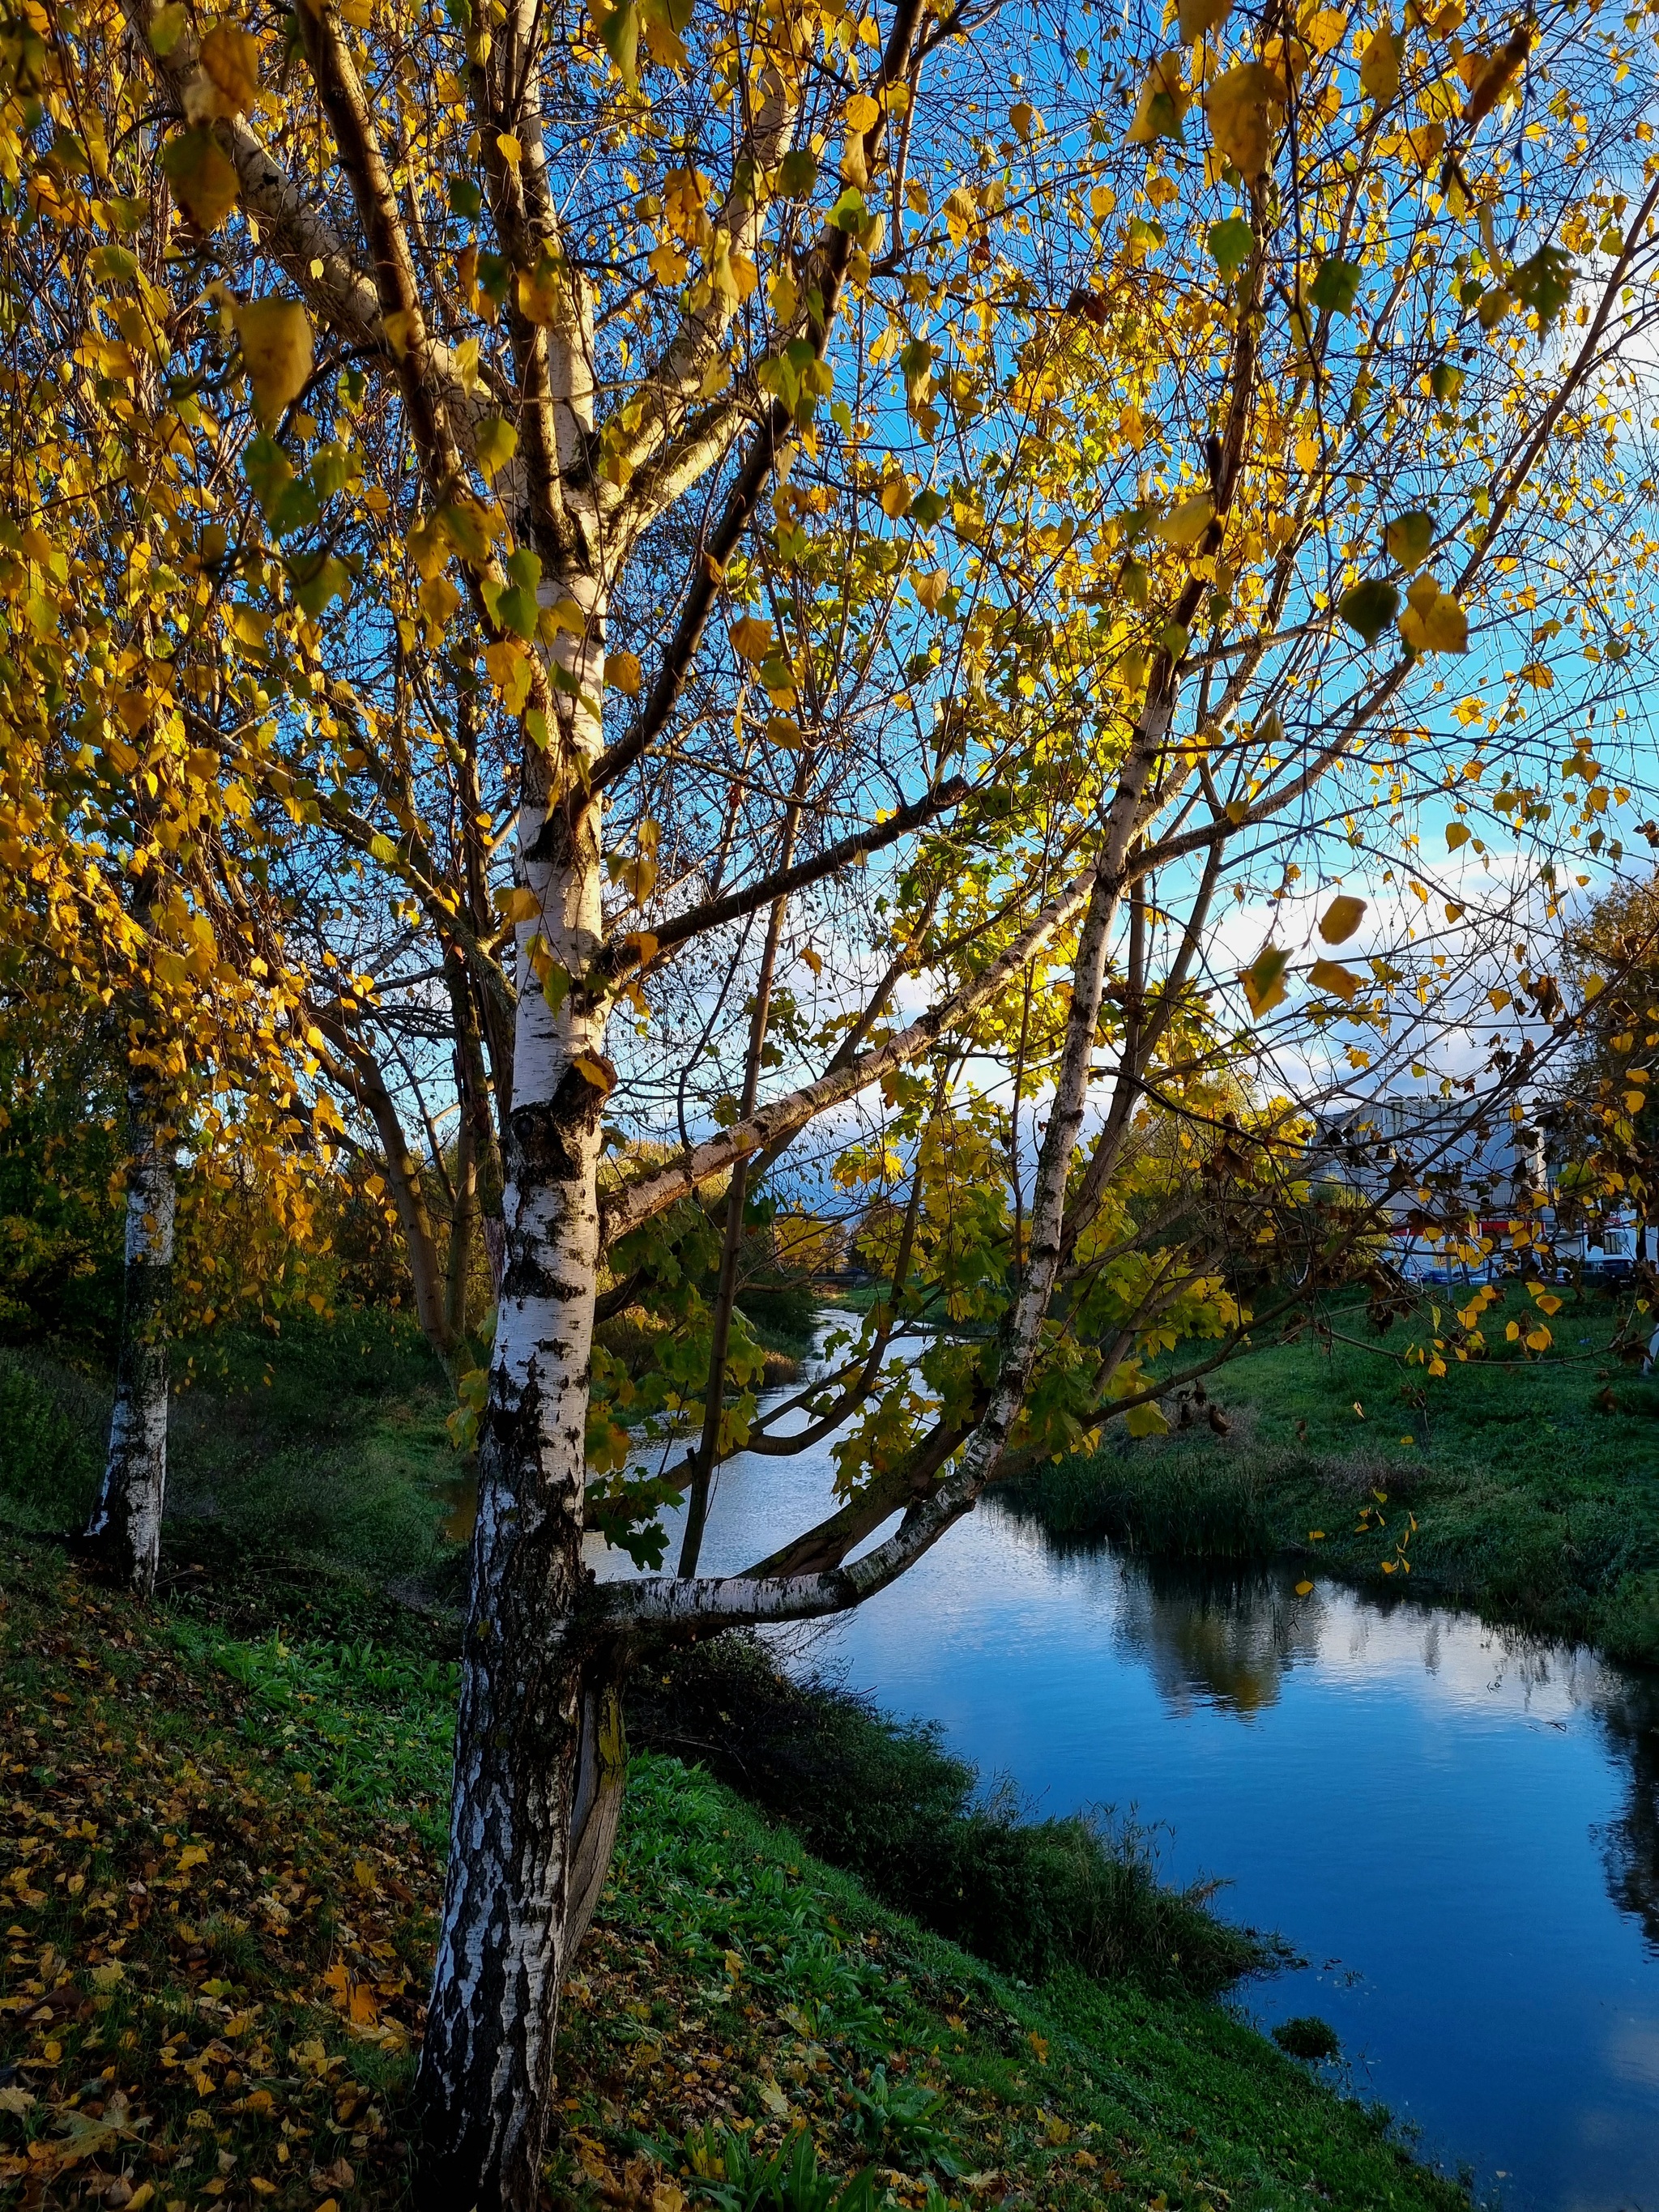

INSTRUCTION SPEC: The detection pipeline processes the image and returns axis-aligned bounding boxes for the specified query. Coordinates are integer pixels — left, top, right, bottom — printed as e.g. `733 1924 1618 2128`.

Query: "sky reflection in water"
589 1344 1659 2212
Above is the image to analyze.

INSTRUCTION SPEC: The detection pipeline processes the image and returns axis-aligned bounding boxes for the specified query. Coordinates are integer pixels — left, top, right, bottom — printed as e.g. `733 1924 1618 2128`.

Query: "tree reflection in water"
1043 1520 1659 1954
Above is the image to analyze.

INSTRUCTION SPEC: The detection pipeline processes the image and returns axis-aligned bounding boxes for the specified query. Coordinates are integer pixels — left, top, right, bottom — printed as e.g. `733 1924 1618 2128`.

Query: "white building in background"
1307 1095 1655 1282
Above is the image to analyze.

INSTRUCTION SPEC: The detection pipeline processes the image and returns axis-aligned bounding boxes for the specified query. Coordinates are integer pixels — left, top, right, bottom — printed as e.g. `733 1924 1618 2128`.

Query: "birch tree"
11 0 1659 2197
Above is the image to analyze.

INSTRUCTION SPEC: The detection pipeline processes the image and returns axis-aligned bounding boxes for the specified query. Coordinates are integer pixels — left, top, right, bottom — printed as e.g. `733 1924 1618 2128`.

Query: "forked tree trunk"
416 576 617 2212
83 1085 176 1596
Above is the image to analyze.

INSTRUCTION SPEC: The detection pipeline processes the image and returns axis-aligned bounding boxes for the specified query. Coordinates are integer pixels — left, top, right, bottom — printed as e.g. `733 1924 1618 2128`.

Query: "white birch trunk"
416 569 621 2212
83 1086 176 1597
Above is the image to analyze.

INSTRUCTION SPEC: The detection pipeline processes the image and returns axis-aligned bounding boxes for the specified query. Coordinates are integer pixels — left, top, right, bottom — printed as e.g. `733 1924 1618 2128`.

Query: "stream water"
581 1327 1659 2212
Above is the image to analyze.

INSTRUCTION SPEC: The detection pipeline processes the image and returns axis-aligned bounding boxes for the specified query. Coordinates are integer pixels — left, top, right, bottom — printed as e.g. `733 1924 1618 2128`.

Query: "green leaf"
1384 510 1434 570
447 174 484 219
497 584 538 640
778 147 819 198
1206 215 1256 277
1307 257 1363 314
476 415 518 480
242 433 294 517
1511 244 1574 328
1337 578 1400 645
599 0 640 90
287 552 352 618
90 244 139 283
149 2 187 53
828 185 868 233
1242 943 1292 1016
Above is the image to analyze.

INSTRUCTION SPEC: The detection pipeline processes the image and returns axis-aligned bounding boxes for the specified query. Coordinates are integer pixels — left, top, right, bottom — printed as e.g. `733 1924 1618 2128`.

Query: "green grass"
0 1546 1466 2212
629 1634 1269 2001
1019 1282 1659 1662
0 1310 463 1617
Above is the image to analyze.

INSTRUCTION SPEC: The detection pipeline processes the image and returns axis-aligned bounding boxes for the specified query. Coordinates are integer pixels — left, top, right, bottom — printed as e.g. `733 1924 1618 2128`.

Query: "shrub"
1273 2015 1341 2062
0 1349 102 1525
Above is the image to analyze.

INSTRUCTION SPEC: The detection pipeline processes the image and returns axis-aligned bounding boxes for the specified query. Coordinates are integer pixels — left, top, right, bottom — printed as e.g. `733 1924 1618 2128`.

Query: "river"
584 1325 1659 2212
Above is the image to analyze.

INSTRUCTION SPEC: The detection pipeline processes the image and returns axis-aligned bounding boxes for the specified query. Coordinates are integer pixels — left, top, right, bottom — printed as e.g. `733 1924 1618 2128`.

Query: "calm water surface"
587 1330 1659 2212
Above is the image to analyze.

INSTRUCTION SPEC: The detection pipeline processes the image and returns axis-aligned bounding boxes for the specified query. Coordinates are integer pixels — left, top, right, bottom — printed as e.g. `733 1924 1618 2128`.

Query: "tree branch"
600 859 1102 1244
595 775 967 985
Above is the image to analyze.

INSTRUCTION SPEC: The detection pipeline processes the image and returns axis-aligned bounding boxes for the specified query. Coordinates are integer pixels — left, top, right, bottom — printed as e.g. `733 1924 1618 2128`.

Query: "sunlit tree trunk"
82 1082 175 1596
416 569 617 2210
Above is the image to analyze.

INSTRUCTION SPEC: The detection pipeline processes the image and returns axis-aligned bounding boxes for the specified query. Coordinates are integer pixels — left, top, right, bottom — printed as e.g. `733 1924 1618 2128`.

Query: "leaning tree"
11 0 1659 2196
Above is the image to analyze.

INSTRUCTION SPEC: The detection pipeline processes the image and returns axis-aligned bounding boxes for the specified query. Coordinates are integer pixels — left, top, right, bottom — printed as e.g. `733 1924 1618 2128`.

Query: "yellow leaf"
913 569 949 612
484 637 533 714
160 126 239 233
196 24 261 117
942 185 978 246
729 616 773 661
322 1963 379 2025
1177 0 1231 40
1303 6 1346 52
573 1051 616 1094
1398 579 1468 654
1319 894 1366 944
1384 509 1434 570
232 297 314 426
1627 1090 1646 1115
1205 61 1286 177
1127 51 1189 144
420 573 461 625
880 473 912 520
177 1843 209 1873
383 305 422 357
1294 1579 1314 1596
1150 492 1213 548
116 688 151 735
647 240 689 285
408 515 449 582
801 944 823 976
1308 957 1361 1002
605 650 642 695
844 92 880 130
1124 1400 1171 1437
1358 22 1401 103
1445 821 1469 850
1242 943 1291 1016
1009 99 1036 138
765 713 804 748
518 254 563 325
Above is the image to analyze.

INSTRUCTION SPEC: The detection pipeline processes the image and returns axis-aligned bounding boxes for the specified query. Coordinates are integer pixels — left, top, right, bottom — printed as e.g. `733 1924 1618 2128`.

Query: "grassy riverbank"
1019 1285 1659 1664
0 1545 1466 2212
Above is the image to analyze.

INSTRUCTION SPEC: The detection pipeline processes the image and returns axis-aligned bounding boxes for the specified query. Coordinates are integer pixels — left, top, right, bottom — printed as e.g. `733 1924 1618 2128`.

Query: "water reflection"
514 1316 1659 2209
1104 1556 1325 1717
1591 1673 1659 1959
